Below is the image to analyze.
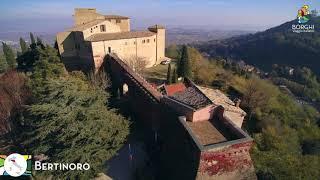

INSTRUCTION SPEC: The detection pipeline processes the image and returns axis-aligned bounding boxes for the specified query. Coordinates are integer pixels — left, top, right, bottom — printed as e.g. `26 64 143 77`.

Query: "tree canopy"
177 45 192 78
0 55 8 73
19 37 28 53
178 46 320 179
30 32 36 45
15 44 130 179
2 42 16 68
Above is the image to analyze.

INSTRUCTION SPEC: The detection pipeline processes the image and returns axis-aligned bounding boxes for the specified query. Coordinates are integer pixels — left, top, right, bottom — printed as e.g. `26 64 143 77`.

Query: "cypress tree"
177 45 192 78
2 43 16 68
166 63 172 84
36 36 42 45
30 32 36 45
36 36 45 49
17 51 22 57
54 40 61 57
0 55 8 73
19 37 28 53
172 67 178 83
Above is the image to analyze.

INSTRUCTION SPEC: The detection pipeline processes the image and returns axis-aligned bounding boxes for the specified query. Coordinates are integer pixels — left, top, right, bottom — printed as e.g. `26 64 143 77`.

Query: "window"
134 41 136 45
108 47 111 53
116 19 121 23
100 25 106 32
142 40 145 43
154 38 156 42
147 39 150 43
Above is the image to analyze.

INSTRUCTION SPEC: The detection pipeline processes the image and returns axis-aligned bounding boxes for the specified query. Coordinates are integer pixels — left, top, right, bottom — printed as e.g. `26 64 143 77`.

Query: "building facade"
57 8 166 71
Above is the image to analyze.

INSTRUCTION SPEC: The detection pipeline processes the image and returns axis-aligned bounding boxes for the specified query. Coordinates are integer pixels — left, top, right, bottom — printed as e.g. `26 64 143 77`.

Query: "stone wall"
105 54 255 180
109 19 130 32
197 141 256 180
82 21 122 39
74 8 101 26
155 29 165 63
91 34 161 70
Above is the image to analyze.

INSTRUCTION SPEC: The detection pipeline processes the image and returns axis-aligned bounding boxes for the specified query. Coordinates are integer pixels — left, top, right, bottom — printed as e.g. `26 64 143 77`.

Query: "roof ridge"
86 31 156 42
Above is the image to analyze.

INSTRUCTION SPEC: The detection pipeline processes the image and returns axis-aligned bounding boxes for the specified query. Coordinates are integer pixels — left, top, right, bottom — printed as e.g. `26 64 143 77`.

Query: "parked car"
160 59 171 65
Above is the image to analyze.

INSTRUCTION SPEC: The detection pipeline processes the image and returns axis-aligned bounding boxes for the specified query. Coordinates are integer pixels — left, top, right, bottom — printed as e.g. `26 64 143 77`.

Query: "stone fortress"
56 8 166 71
56 8 256 179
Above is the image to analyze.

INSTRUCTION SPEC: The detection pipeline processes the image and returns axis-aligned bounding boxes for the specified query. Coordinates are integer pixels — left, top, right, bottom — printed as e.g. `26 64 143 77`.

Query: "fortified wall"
104 54 256 180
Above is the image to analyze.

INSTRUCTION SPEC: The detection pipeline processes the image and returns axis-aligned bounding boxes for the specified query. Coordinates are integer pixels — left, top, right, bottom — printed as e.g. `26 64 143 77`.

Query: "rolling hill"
196 16 320 75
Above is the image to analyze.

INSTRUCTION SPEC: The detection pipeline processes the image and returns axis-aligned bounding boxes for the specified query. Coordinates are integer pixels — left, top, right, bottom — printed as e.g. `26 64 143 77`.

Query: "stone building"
56 8 166 71
107 54 256 180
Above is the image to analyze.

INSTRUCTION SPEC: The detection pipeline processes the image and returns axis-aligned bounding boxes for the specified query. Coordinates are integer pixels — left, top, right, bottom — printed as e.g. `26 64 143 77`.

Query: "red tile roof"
164 83 187 96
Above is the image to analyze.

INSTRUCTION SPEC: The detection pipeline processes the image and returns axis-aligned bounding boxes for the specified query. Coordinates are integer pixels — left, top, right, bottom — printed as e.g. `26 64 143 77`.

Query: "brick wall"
197 141 256 180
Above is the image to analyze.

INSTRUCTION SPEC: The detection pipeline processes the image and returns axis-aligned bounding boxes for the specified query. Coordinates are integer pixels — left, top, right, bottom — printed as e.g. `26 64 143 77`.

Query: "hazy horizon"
1 0 319 33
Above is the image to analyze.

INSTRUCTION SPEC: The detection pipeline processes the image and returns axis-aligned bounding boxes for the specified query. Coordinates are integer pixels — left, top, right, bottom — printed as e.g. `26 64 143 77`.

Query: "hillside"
196 16 320 74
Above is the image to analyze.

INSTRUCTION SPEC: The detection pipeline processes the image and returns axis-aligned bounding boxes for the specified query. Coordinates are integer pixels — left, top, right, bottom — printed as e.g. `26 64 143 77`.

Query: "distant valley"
165 27 254 45
0 27 254 54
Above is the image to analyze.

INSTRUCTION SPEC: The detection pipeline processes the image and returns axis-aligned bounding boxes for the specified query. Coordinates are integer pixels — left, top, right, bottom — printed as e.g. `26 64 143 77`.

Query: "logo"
292 4 315 33
0 154 32 177
297 5 310 24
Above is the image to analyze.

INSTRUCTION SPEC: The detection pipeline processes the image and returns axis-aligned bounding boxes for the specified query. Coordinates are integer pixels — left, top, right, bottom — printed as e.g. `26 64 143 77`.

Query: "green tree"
26 75 129 179
172 67 178 83
166 63 172 84
177 45 192 78
2 42 16 68
36 37 42 45
54 40 60 56
36 36 45 49
19 37 28 53
0 55 8 73
17 46 41 71
31 46 66 97
23 45 129 179
30 32 36 45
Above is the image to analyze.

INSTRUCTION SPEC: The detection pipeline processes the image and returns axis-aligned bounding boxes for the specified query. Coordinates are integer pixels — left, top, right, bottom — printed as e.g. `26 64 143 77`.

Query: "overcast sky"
0 0 319 32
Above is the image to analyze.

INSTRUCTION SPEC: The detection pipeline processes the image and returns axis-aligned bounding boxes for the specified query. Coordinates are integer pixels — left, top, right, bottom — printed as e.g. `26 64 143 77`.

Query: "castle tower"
74 8 102 26
148 25 166 64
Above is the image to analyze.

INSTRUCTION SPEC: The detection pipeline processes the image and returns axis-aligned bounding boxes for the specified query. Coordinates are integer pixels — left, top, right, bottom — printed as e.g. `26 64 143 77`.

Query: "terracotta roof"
67 19 105 31
86 31 156 42
164 83 186 96
104 15 129 19
171 86 212 109
197 86 246 115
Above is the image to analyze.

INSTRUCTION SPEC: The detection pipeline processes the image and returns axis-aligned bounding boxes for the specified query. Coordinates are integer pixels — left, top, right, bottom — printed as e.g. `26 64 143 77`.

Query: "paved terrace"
186 120 227 146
